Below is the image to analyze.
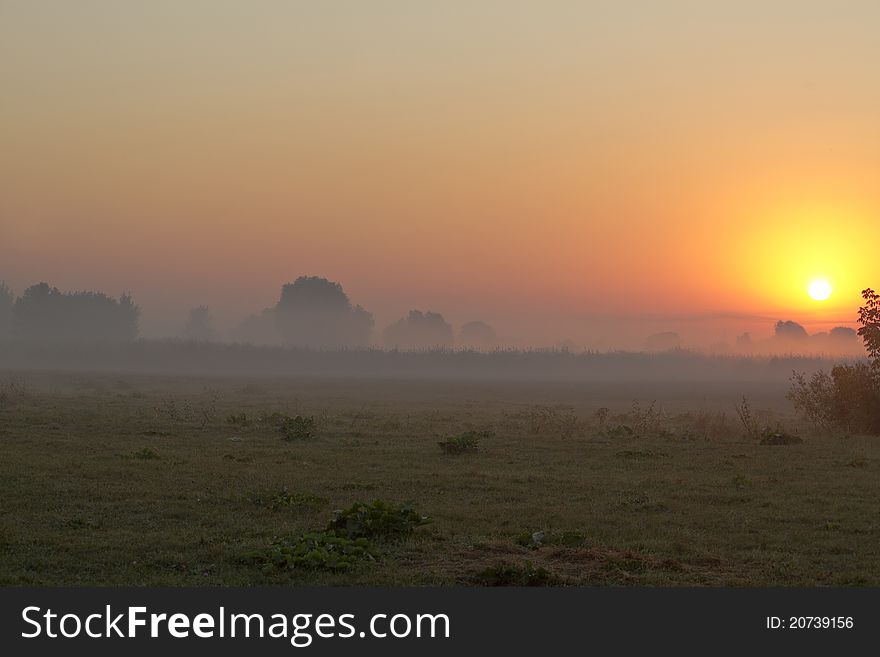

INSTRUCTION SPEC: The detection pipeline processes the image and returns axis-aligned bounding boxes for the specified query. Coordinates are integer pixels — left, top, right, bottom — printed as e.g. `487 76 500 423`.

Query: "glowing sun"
807 279 832 301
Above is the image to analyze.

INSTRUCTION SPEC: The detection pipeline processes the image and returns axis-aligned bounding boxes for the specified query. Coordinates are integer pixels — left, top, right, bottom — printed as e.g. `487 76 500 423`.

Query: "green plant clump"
245 486 325 511
257 532 374 572
273 414 316 441
327 500 430 540
437 430 491 455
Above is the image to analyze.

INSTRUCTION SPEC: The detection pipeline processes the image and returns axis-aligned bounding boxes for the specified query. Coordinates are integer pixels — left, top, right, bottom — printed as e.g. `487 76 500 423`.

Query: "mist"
0 275 868 388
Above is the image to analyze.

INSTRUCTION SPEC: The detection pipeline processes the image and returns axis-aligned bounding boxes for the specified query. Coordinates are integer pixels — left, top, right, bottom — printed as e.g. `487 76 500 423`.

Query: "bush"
788 363 880 434
437 430 490 455
254 532 375 572
326 500 430 540
272 413 316 441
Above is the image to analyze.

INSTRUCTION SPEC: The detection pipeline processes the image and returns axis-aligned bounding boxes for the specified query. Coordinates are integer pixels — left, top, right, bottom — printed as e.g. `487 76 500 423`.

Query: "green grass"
0 371 878 586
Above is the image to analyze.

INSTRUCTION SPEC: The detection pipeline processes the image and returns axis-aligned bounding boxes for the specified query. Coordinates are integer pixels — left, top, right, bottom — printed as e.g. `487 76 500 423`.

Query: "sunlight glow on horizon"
2 2 879 343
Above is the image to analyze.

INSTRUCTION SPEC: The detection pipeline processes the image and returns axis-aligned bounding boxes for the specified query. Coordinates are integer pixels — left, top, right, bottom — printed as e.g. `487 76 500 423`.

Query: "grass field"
1 371 878 586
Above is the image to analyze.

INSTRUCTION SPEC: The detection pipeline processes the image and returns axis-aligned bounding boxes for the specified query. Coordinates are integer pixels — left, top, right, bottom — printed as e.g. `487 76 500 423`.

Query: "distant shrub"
326 500 430 540
253 532 375 572
437 429 491 455
474 561 557 586
133 447 160 460
272 413 316 441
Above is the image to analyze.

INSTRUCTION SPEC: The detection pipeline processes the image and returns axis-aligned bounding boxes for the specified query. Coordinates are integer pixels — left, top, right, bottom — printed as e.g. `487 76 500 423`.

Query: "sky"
2 1 879 346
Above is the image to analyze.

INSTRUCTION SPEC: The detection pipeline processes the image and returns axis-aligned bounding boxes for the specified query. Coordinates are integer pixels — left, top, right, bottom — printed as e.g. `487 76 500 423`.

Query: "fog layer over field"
0 276 867 370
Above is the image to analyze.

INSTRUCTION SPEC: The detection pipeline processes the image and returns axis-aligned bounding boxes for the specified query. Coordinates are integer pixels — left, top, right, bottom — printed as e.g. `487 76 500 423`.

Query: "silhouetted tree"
458 320 497 349
774 320 808 340
858 288 880 366
0 282 12 338
12 282 139 341
645 331 681 351
383 310 453 349
829 326 858 342
735 332 752 349
232 308 281 345
183 305 216 342
274 276 373 348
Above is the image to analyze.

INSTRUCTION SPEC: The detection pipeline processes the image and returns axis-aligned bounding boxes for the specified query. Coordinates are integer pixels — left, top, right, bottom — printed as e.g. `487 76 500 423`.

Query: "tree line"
0 277 498 349
0 282 138 342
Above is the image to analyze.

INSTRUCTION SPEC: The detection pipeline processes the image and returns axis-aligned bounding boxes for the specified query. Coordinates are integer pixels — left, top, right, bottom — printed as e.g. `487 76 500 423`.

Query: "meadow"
1 370 877 587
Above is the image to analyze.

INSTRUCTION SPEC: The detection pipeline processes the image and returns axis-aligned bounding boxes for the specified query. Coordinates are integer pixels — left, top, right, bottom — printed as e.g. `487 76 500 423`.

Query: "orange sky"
2 1 879 345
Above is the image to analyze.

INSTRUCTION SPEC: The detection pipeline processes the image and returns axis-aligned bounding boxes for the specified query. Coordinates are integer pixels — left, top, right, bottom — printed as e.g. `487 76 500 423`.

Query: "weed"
252 532 375 572
272 414 316 441
631 400 662 436
474 561 557 586
226 412 250 426
734 396 760 439
133 447 161 460
327 500 430 540
523 405 579 439
245 487 325 511
438 430 491 455
594 407 610 428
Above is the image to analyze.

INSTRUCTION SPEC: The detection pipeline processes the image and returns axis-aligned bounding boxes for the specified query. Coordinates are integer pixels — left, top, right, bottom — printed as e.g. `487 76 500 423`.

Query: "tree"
774 320 808 340
829 326 857 342
274 276 373 348
12 282 139 341
645 331 681 351
183 305 216 342
383 310 454 349
232 308 281 345
458 320 497 349
0 282 12 338
858 288 880 366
